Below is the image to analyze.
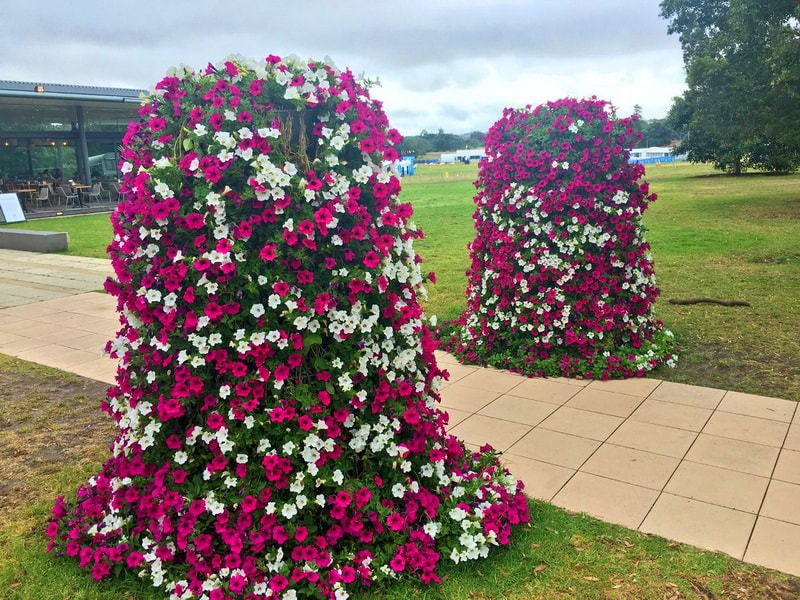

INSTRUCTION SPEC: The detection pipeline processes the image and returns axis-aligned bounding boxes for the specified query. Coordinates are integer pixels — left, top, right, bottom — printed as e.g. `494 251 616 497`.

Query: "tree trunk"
732 155 742 175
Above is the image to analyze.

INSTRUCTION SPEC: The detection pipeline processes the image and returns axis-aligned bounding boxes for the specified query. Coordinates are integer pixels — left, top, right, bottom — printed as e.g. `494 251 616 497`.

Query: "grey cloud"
392 62 482 93
0 0 684 132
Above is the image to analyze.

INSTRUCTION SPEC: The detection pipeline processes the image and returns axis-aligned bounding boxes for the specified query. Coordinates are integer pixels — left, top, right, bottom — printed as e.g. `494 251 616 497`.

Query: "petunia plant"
440 97 677 379
45 54 529 600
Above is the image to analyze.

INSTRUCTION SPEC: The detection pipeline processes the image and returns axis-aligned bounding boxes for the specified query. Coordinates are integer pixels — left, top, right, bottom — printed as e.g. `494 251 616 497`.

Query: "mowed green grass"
404 162 800 401
2 164 800 597
641 165 800 399
3 212 114 259
5 161 799 401
1 351 798 599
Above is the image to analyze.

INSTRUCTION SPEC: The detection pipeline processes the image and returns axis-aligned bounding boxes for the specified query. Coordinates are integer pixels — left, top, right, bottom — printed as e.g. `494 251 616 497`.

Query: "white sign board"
0 193 26 223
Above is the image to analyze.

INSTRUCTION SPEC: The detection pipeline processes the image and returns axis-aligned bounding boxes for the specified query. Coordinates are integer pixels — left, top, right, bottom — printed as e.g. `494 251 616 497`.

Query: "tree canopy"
635 117 684 148
660 0 800 173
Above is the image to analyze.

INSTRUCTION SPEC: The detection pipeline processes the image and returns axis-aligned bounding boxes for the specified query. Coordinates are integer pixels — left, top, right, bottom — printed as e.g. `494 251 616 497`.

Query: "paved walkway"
0 248 798 578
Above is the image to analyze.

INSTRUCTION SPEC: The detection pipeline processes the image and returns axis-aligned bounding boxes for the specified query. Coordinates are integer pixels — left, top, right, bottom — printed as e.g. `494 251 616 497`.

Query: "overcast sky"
0 0 686 135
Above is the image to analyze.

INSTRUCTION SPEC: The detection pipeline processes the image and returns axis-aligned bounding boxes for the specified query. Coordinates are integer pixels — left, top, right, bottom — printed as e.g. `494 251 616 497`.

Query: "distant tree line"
397 129 485 156
399 118 684 156
632 106 686 148
396 117 684 157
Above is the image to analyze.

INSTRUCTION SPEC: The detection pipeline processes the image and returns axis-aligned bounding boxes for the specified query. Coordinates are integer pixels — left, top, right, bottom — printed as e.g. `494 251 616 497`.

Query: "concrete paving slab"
477 394 558 426
648 380 726 409
745 517 800 577
538 406 624 441
664 461 770 513
607 420 698 459
502 454 575 502
685 434 780 477
553 472 659 530
630 398 713 431
581 443 680 490
565 386 646 418
641 494 756 559
507 428 602 469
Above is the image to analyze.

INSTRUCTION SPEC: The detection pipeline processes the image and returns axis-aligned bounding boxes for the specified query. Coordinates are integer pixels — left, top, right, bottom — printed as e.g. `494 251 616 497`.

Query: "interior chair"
57 185 79 208
85 183 102 204
35 186 53 210
110 181 123 202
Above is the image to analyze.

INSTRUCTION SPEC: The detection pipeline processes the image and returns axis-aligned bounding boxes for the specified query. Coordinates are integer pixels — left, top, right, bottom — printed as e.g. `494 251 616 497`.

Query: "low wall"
0 228 69 253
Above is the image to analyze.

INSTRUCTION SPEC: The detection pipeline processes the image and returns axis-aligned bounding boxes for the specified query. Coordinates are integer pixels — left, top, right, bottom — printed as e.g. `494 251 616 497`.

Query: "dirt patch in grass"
0 357 115 524
653 340 800 401
719 569 800 599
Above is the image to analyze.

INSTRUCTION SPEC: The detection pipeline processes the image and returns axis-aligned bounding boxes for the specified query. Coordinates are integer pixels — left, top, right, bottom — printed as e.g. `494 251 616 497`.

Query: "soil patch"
720 569 800 599
0 357 115 522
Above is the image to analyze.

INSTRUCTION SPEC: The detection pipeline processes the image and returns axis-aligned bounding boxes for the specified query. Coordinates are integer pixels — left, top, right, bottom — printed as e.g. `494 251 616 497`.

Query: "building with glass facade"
0 80 144 184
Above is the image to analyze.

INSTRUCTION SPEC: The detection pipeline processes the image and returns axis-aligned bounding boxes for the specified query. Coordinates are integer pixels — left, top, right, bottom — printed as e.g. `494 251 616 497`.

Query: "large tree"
660 0 800 173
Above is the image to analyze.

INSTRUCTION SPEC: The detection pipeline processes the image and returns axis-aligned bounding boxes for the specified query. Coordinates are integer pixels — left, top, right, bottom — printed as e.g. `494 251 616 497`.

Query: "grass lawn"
404 162 800 401
2 353 799 600
2 162 799 599
2 212 114 259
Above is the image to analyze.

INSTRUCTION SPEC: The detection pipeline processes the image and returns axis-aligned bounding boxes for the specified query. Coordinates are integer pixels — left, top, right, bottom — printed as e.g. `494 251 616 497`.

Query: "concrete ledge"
0 228 69 253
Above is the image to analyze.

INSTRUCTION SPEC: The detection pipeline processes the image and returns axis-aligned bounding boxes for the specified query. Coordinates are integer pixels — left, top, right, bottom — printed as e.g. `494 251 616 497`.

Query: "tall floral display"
46 55 529 599
442 98 677 379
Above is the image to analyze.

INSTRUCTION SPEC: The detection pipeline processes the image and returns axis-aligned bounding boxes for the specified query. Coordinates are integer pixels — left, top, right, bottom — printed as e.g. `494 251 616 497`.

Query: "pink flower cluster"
441 97 677 379
46 54 529 599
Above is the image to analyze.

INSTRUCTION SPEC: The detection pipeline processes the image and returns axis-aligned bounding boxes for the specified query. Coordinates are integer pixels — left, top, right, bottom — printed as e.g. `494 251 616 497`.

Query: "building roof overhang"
0 80 146 127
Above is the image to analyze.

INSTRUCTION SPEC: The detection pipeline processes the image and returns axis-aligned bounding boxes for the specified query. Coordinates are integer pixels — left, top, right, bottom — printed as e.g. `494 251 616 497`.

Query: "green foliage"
635 118 683 148
661 0 800 173
397 135 433 156
399 129 480 156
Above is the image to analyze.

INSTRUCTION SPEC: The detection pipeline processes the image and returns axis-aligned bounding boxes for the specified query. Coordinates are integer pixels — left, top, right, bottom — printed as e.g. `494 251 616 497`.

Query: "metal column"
76 105 91 184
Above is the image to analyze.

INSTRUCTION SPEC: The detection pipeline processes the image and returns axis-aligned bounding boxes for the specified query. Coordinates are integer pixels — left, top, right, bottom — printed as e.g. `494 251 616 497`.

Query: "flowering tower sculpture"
442 98 677 379
46 55 529 599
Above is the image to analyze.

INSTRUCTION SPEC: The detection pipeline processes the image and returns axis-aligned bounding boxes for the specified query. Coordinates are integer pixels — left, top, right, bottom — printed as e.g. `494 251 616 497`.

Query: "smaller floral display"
440 97 678 379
